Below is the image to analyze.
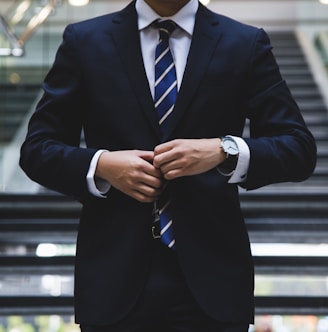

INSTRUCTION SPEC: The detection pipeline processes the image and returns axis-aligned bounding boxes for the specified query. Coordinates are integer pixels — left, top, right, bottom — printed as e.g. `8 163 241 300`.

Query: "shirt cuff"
227 136 250 183
86 149 111 198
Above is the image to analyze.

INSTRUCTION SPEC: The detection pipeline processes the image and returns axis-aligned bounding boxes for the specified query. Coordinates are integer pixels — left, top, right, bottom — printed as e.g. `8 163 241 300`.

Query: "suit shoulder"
217 13 270 46
66 12 117 34
219 14 258 33
65 1 135 35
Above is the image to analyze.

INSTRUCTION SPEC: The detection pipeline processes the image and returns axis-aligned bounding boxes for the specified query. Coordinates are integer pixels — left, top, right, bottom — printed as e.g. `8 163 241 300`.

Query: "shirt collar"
136 0 198 36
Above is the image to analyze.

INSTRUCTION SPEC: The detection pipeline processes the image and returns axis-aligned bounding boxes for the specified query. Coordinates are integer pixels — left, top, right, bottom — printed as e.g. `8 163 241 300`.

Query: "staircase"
0 31 328 317
269 32 328 190
243 31 328 315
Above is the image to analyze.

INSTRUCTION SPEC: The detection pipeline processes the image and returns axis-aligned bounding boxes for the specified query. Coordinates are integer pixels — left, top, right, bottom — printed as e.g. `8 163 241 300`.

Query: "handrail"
315 31 328 64
296 30 328 111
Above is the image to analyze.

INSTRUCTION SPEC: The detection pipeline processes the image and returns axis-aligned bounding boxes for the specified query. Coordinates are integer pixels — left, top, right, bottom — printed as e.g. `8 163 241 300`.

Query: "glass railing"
315 31 328 70
0 34 60 193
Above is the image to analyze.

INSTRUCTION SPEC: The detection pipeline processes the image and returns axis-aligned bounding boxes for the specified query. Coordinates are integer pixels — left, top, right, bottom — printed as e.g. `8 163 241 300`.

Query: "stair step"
280 68 313 76
271 40 300 48
284 78 318 87
276 58 309 66
247 217 328 243
0 194 81 219
290 89 323 99
273 49 306 58
306 128 328 140
298 99 327 108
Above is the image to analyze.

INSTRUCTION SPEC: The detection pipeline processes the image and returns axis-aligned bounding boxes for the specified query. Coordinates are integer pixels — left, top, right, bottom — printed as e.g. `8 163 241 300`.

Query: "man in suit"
20 0 317 330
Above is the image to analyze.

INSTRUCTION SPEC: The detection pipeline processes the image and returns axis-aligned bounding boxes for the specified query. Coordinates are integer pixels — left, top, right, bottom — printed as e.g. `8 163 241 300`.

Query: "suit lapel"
109 2 161 139
107 3 223 142
163 5 223 141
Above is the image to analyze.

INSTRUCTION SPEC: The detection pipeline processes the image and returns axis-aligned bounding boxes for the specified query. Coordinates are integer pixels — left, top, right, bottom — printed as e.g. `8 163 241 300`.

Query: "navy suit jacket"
20 1 316 325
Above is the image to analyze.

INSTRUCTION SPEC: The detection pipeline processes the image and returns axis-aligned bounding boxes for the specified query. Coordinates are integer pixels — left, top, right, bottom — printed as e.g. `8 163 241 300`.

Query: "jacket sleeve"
241 28 317 190
20 24 98 201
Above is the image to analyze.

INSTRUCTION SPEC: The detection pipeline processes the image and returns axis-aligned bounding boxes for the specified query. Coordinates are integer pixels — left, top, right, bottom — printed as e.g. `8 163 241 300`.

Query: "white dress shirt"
87 0 250 197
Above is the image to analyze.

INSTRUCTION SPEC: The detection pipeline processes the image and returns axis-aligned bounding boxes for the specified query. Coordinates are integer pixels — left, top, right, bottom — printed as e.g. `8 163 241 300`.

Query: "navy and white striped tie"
153 20 177 249
154 20 178 137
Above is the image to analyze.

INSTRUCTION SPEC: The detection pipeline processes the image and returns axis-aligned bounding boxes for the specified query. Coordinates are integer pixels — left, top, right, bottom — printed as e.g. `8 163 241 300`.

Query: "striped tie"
153 20 177 250
154 20 178 137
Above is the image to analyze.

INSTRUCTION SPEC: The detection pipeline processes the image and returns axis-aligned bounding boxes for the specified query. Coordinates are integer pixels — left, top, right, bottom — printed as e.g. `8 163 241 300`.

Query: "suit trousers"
80 239 250 332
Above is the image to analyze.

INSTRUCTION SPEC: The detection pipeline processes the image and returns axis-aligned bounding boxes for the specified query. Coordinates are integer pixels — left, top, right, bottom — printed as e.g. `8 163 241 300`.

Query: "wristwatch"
219 136 239 173
221 136 239 158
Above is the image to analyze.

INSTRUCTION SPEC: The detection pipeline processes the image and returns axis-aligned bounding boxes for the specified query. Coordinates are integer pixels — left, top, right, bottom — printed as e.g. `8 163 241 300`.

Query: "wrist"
218 136 239 173
95 151 111 179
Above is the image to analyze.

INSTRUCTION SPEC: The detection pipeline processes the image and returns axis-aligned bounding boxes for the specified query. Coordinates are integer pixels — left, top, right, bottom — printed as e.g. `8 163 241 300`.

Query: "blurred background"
1 0 328 331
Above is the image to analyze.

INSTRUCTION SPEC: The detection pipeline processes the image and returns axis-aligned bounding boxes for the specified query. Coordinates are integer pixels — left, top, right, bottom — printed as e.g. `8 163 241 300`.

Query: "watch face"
222 137 239 156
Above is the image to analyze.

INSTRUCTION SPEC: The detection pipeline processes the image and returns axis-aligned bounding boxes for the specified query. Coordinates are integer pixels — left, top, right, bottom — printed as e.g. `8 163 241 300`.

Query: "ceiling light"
68 0 90 6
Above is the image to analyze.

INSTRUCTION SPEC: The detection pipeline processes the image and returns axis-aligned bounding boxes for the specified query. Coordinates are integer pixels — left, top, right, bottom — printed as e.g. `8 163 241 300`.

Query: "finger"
140 183 162 197
142 161 163 178
133 186 161 203
154 141 173 155
132 191 156 203
141 173 163 189
153 149 177 169
136 150 155 163
133 150 162 177
158 159 177 175
162 168 183 180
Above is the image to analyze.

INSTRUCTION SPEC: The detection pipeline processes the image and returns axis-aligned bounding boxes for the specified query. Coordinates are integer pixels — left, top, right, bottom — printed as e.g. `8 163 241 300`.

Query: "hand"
153 138 225 180
95 150 164 203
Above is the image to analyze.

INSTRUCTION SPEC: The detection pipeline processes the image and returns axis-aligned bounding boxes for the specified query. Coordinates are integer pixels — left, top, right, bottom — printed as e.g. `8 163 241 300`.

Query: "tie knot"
154 20 177 40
